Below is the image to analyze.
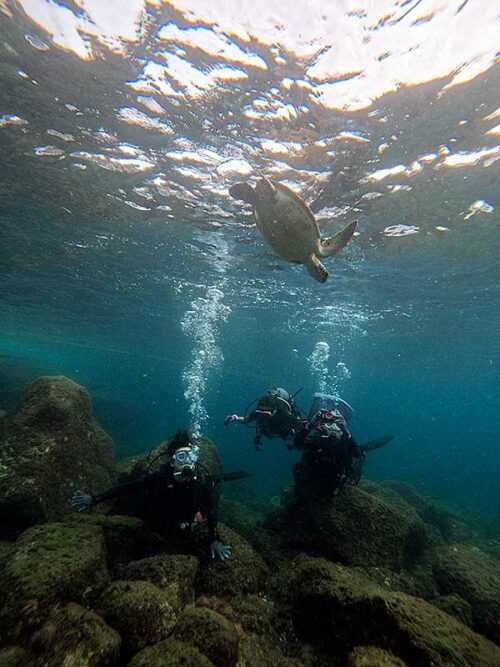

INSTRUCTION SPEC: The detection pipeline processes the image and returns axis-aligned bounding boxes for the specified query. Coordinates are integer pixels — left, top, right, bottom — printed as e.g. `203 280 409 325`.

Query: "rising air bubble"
307 341 351 396
307 341 330 393
181 285 231 435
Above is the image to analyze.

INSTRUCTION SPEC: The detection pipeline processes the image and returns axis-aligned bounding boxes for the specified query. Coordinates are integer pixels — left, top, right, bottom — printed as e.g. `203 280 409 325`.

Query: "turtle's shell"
252 179 320 263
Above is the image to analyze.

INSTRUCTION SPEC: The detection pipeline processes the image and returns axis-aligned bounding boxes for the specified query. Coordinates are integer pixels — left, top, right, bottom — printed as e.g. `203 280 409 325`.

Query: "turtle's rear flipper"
318 220 357 258
229 182 256 205
305 254 328 283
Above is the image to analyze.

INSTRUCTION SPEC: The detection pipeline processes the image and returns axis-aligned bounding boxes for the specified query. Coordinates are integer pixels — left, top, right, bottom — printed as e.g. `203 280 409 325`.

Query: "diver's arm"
92 472 160 504
202 477 232 560
224 412 254 425
241 411 256 424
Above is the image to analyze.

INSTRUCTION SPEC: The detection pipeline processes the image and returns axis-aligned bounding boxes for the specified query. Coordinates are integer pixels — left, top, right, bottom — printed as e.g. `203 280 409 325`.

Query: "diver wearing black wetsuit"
92 464 220 543
71 430 231 560
291 406 394 498
224 387 303 449
291 408 363 499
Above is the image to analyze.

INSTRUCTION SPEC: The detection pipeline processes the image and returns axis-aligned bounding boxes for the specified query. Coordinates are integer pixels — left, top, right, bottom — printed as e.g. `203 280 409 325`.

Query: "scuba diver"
224 387 303 449
291 395 393 499
70 429 235 561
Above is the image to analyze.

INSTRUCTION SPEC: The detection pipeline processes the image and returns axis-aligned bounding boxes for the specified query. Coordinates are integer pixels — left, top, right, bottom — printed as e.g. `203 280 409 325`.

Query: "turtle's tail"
229 182 256 205
317 220 358 258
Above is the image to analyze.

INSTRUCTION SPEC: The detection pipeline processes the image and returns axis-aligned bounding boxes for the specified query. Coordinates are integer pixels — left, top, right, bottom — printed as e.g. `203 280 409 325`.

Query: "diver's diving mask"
172 445 200 481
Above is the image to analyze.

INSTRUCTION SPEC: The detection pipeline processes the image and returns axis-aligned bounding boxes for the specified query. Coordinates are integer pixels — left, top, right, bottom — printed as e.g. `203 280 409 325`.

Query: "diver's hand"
224 414 239 426
70 490 94 512
210 540 232 561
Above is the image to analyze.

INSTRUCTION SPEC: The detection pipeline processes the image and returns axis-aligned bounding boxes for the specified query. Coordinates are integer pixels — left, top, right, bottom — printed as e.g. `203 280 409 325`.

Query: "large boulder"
195 524 268 597
122 554 199 611
28 602 121 667
433 544 500 643
348 646 409 666
128 638 214 667
173 607 240 667
77 514 164 572
375 482 477 543
0 646 29 666
432 594 474 628
281 555 500 666
0 521 109 642
275 485 429 571
194 594 306 667
238 636 305 667
97 580 178 657
0 376 116 537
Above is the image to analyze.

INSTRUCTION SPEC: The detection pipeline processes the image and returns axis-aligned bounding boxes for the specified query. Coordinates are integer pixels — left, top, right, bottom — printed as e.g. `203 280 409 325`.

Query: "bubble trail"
181 284 231 436
307 341 351 396
307 341 330 393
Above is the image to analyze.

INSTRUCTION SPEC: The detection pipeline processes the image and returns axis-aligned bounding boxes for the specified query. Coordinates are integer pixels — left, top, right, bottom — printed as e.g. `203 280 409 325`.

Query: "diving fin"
219 470 254 482
359 435 394 454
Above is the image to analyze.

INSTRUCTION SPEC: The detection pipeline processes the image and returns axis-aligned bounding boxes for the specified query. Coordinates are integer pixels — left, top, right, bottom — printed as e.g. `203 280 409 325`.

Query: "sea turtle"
229 177 357 283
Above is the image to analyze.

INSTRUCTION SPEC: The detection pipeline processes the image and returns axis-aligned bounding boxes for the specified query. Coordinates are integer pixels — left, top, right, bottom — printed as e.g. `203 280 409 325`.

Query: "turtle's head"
229 182 256 205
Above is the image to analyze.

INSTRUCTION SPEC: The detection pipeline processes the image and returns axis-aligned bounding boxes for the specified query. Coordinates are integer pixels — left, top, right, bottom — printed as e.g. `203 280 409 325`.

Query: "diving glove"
210 540 232 561
70 490 94 511
224 414 239 425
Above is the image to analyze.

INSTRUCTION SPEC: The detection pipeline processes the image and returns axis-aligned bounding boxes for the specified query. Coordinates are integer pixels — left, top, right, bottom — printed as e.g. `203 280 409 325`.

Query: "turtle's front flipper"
317 220 357 258
229 182 256 205
304 254 328 283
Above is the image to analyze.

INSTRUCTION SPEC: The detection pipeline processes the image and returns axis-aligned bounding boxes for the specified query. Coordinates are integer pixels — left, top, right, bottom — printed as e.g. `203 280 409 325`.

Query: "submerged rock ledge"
0 376 499 666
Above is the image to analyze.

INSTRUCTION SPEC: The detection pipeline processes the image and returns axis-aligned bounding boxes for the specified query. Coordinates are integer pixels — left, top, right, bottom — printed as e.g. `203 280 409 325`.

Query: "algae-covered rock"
128 638 215 667
0 646 30 666
432 594 474 628
378 481 476 543
228 593 282 640
238 636 305 667
0 540 14 571
98 580 177 656
277 485 428 570
173 607 239 667
77 514 163 569
0 376 116 537
283 554 500 666
354 563 438 601
433 544 500 643
122 554 199 610
196 524 268 597
483 539 500 561
348 645 408 666
219 497 263 535
195 592 287 647
29 602 121 667
1 521 109 641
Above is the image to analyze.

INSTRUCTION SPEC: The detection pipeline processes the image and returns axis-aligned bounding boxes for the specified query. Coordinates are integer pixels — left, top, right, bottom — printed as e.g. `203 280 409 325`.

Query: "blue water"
0 1 499 518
